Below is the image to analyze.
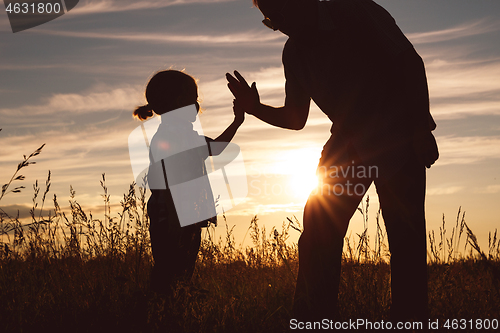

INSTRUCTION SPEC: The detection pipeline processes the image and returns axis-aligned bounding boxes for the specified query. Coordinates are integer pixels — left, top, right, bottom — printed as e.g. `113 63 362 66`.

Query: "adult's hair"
253 0 287 11
133 70 198 121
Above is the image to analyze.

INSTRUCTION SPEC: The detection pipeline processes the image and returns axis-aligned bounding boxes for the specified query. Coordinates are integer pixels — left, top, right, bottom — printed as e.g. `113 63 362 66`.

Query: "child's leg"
148 192 182 295
178 224 202 281
149 192 205 295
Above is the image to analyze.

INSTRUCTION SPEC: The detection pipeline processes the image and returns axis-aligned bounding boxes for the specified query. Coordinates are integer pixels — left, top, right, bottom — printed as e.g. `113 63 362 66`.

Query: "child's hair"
134 70 198 121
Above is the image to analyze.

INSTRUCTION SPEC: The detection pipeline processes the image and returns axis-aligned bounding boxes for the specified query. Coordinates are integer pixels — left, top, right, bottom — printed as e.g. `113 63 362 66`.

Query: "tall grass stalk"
1 146 499 332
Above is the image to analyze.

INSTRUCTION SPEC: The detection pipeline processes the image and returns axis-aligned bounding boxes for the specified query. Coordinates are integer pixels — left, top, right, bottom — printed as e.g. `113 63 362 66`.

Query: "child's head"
134 70 199 121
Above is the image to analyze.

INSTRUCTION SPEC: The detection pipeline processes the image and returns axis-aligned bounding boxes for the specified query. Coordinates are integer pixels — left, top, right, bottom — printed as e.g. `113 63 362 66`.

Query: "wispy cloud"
436 135 500 165
0 13 13 32
0 0 237 32
426 56 500 119
430 100 500 120
32 29 284 45
0 121 139 210
236 202 304 215
427 186 464 196
407 19 500 44
427 59 500 98
0 204 33 219
69 0 235 15
474 185 500 194
0 85 142 117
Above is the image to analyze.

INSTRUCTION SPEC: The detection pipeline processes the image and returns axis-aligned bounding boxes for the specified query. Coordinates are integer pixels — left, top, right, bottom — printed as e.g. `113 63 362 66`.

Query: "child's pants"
148 190 202 295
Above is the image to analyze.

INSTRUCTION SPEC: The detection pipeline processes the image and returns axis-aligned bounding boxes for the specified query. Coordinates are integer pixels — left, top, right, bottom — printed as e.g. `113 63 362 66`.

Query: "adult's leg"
375 156 428 322
293 136 373 320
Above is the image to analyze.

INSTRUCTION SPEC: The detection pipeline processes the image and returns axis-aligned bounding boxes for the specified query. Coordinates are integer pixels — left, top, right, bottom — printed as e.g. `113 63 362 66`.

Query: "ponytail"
133 104 154 120
135 69 198 121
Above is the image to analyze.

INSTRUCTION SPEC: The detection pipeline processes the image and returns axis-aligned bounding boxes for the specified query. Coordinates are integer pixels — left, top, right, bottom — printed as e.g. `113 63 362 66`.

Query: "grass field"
1 146 499 332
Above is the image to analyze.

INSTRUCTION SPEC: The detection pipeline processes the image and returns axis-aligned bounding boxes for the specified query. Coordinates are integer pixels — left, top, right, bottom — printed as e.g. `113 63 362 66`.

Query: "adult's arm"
226 70 311 130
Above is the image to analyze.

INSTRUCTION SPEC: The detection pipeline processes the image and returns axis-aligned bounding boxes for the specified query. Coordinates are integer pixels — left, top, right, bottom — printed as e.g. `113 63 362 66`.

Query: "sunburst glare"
271 148 321 201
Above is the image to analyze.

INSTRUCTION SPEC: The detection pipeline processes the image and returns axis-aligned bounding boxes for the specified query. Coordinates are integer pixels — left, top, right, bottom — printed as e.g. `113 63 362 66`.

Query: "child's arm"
209 100 244 155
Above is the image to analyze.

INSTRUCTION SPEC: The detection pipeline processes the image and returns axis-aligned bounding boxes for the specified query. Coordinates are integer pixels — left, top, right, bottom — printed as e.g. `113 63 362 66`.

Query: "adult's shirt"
282 0 436 178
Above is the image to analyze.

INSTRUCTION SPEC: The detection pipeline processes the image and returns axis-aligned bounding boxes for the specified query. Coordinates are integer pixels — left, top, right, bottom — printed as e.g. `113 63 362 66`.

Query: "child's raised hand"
233 98 245 124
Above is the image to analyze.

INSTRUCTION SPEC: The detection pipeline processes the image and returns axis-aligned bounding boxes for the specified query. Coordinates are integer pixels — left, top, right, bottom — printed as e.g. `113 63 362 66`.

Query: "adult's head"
253 0 317 37
133 70 199 121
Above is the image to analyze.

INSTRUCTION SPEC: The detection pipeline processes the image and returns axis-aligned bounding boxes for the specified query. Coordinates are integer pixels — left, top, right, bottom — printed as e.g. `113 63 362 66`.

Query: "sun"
290 171 319 200
272 148 321 201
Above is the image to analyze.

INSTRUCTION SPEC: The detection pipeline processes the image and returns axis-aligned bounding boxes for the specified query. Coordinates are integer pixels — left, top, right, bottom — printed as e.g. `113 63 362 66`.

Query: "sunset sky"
1 0 499 253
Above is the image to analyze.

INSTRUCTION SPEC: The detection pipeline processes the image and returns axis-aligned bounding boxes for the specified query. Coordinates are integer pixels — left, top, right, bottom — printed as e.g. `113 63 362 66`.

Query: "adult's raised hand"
226 71 260 115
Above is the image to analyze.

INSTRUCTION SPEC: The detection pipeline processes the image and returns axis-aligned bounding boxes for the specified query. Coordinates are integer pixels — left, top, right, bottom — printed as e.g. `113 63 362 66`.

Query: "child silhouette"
133 70 244 295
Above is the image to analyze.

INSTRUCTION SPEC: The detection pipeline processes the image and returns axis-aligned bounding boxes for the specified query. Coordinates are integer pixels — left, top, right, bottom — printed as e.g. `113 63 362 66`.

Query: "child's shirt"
148 113 216 228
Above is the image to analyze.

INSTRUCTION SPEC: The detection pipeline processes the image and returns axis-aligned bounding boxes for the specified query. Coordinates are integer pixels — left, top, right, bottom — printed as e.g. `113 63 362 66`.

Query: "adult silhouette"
227 0 438 322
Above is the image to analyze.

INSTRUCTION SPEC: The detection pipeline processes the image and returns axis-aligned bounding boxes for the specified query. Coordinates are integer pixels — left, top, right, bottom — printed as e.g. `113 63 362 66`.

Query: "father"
228 0 439 322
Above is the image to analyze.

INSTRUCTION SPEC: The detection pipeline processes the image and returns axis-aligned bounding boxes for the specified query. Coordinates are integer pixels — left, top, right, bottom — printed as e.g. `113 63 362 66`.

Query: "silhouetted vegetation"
1 146 499 332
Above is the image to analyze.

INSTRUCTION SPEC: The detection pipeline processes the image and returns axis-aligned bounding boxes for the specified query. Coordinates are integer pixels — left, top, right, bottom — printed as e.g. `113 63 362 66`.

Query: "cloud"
474 185 500 194
427 59 500 98
0 85 143 116
407 19 500 44
0 0 238 32
435 135 500 165
0 82 141 187
236 202 304 215
69 0 235 15
431 100 500 120
426 56 500 119
0 204 33 219
0 128 133 184
33 29 284 45
0 123 139 215
427 186 464 196
0 14 13 32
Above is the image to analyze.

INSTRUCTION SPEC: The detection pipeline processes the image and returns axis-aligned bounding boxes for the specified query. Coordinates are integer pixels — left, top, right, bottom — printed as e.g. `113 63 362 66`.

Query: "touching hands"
226 70 260 115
